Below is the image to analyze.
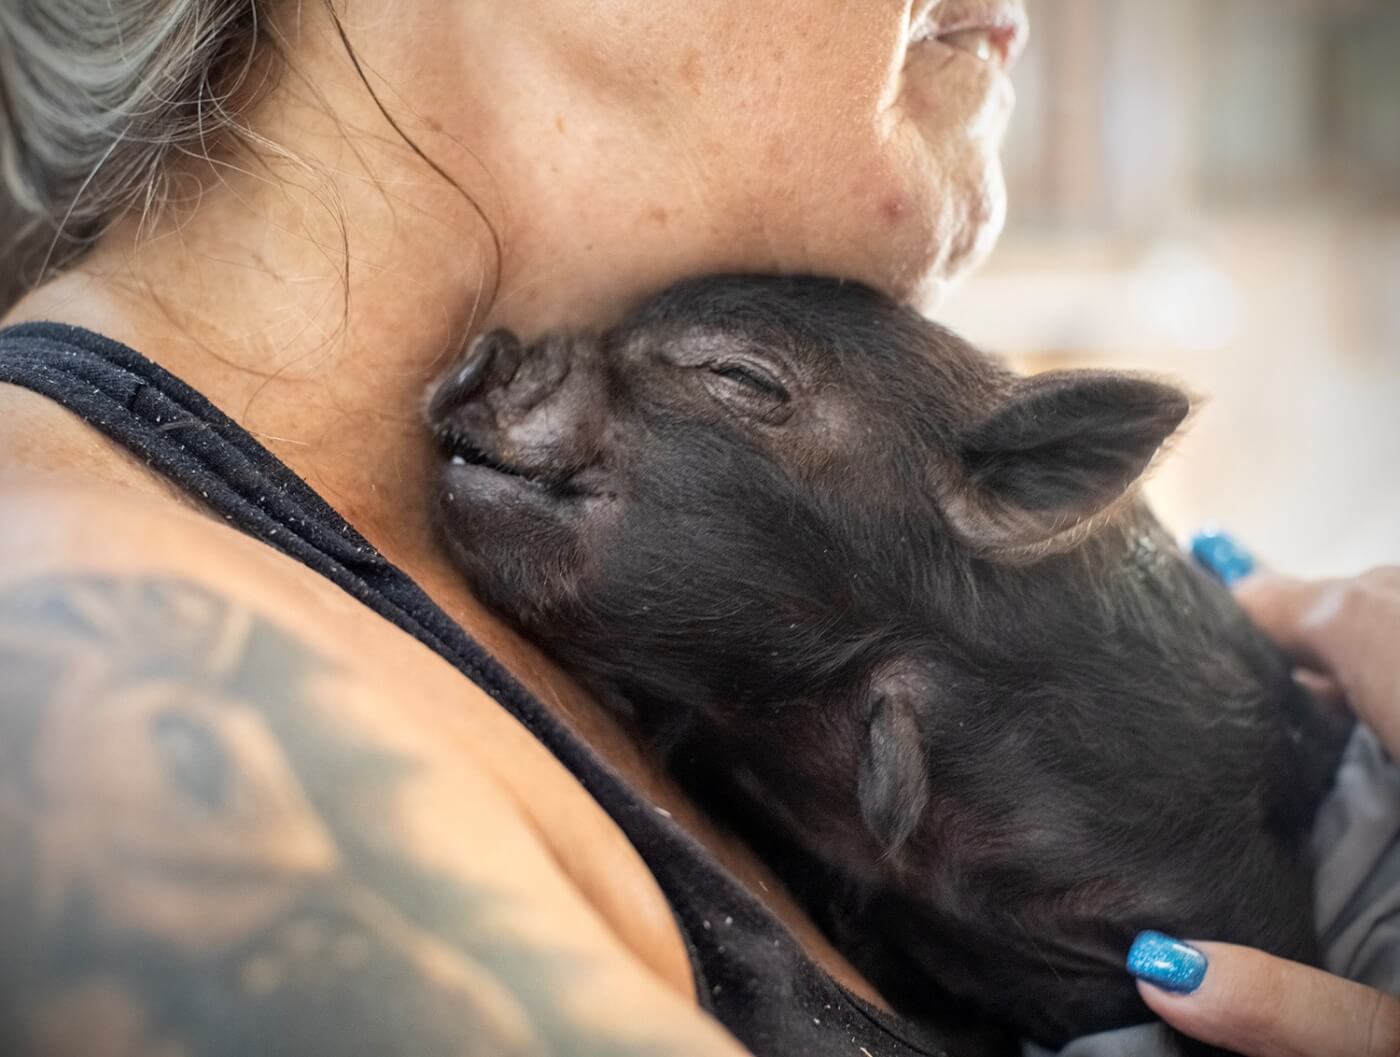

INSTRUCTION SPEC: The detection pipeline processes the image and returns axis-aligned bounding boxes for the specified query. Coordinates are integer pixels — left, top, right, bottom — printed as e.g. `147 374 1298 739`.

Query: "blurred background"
941 0 1400 577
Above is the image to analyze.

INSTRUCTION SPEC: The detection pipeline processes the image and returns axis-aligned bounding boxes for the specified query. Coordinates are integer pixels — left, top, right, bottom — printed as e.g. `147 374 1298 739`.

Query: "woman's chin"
873 209 1006 316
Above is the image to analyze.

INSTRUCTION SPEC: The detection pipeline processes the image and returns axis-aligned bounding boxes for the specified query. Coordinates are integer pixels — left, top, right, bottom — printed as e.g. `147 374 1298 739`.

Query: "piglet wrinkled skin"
426 275 1349 1051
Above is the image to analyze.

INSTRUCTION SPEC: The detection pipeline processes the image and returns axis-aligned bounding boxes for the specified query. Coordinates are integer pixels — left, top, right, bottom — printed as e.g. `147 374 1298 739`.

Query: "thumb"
1186 531 1332 671
1234 569 1400 751
1128 932 1400 1057
1232 571 1344 674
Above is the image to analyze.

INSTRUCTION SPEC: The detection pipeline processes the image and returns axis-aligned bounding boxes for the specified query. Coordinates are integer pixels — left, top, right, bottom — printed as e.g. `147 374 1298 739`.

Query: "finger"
1129 933 1400 1057
1232 572 1342 673
1235 570 1400 749
1185 532 1333 673
1292 667 1348 713
1187 532 1350 709
1186 529 1345 672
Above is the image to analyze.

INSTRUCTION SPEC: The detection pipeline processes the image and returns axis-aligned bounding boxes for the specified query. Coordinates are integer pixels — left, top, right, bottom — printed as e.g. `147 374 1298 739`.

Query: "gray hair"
0 0 270 309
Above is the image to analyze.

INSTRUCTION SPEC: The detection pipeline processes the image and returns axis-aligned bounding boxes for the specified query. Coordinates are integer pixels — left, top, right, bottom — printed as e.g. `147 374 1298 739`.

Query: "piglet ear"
857 662 933 852
943 371 1191 557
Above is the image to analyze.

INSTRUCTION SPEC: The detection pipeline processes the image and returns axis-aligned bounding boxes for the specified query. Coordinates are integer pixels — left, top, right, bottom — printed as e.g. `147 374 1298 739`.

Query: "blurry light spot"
1131 246 1246 352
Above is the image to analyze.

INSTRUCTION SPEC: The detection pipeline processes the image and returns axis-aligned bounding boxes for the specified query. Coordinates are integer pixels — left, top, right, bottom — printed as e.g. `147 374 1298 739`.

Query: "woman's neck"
3 112 504 576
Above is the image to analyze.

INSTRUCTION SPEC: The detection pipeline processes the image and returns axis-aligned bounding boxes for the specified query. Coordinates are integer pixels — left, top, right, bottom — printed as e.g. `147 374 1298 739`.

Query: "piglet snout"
430 329 519 419
430 328 577 425
427 328 607 489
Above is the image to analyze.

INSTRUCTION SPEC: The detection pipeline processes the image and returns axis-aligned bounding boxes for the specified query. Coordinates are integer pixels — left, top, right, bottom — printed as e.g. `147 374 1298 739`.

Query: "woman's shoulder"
0 395 730 1055
0 378 185 492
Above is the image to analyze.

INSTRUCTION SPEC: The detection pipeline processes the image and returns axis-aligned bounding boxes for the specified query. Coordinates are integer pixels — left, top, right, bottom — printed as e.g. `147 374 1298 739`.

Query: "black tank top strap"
0 320 964 1057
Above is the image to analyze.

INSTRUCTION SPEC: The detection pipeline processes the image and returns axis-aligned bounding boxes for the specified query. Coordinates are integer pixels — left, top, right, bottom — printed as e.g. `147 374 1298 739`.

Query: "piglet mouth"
438 429 532 480
427 328 597 500
436 426 538 484
433 424 590 498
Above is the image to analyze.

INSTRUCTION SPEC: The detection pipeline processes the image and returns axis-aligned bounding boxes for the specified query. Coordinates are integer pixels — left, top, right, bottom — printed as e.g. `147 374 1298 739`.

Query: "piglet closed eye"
425 274 1349 1053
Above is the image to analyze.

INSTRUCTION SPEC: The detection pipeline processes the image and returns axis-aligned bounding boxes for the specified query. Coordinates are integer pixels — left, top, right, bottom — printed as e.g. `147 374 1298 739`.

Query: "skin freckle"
679 48 703 94
878 194 907 224
646 206 669 226
554 113 566 134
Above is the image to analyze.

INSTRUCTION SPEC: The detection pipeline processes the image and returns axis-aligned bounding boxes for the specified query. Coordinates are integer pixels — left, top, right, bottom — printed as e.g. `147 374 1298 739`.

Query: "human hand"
1190 531 1397 749
1232 566 1400 758
1127 932 1400 1057
1152 542 1400 1054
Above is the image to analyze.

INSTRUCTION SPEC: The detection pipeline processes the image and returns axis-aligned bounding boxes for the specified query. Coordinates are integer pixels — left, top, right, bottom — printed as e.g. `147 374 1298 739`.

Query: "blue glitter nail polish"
1126 931 1208 994
1189 528 1256 586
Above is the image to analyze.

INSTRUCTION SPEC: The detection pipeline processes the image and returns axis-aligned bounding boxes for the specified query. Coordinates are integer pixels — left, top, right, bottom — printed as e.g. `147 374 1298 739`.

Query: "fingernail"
1127 931 1208 994
1189 528 1256 587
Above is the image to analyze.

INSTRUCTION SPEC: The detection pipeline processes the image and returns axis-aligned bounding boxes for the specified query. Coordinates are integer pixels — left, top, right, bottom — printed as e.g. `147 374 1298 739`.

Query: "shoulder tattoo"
0 575 679 1057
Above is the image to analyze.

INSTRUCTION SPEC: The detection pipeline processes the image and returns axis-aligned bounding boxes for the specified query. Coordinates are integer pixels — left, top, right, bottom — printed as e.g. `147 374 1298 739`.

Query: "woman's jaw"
475 0 1025 331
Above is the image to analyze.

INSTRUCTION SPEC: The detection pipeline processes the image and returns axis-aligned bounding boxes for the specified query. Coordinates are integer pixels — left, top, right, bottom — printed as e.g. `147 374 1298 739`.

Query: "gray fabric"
1026 724 1400 1057
1314 725 1400 989
1024 1023 1172 1057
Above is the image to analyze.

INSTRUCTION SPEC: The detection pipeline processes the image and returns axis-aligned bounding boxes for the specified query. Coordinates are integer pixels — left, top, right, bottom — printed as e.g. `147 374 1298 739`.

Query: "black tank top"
0 322 983 1057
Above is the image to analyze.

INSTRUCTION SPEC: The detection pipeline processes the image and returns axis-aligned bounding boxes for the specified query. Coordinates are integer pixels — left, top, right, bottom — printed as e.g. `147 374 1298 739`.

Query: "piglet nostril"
429 329 518 420
452 341 494 395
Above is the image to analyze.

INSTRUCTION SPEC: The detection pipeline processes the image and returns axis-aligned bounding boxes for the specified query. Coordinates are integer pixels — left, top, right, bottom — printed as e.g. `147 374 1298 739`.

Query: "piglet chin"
442 456 543 497
437 455 590 522
433 441 607 579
